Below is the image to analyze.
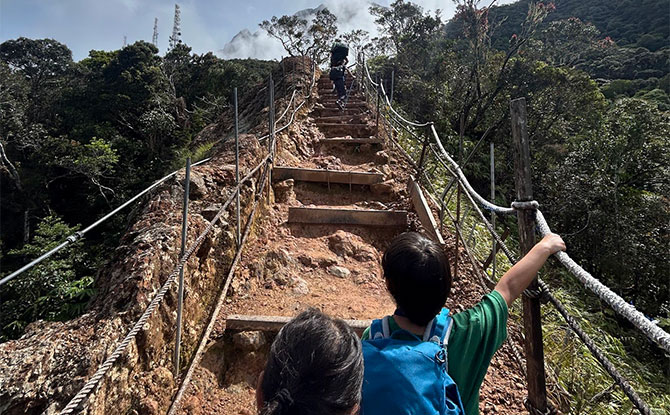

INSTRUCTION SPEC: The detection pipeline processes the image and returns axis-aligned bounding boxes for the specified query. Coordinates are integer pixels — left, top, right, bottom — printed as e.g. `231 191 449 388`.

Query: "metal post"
510 97 547 413
174 157 190 376
390 69 395 104
490 142 496 279
234 88 241 247
375 74 380 132
268 76 275 201
417 132 430 176
454 114 464 280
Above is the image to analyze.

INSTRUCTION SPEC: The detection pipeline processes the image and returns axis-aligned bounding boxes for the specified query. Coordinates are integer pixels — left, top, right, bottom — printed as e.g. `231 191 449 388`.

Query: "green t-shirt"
361 291 508 415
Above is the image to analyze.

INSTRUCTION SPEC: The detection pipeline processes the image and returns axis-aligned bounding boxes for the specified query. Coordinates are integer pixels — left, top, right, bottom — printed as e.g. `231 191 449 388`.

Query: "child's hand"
537 233 566 256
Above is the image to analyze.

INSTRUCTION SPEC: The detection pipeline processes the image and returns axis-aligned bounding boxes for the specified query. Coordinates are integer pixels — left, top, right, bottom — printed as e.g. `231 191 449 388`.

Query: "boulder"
273 179 295 203
291 277 310 295
232 331 266 351
184 171 207 199
327 265 351 278
328 230 356 257
370 180 394 196
375 150 390 164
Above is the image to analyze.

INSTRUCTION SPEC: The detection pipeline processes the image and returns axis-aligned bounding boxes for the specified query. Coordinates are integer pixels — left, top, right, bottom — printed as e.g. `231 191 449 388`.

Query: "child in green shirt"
362 231 565 415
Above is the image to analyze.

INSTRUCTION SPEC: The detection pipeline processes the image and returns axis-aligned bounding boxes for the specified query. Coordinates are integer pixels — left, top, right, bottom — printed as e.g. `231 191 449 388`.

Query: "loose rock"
328 265 351 278
273 179 295 203
232 331 266 351
370 180 394 196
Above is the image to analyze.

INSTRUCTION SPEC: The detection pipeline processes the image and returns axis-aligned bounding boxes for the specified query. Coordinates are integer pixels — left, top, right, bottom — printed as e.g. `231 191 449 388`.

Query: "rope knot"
274 388 295 412
511 200 539 210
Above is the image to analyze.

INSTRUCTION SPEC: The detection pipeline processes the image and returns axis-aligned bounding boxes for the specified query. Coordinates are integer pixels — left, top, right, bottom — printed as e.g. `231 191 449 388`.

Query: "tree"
369 0 441 57
342 29 371 59
260 8 338 60
543 99 669 317
1 215 93 341
0 38 73 123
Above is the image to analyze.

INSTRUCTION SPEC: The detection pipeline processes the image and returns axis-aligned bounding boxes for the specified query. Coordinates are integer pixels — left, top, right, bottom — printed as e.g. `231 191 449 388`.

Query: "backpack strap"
424 308 453 344
368 317 391 340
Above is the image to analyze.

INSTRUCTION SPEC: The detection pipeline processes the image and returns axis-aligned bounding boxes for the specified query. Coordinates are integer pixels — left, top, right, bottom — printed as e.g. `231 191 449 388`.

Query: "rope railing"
58 155 268 414
360 57 666 414
56 58 317 414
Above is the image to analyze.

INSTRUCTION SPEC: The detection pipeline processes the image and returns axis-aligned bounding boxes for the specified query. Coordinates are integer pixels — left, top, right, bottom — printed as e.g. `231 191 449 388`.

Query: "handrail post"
510 97 548 413
375 73 380 133
490 142 496 279
268 76 275 202
390 69 394 104
417 127 430 178
234 88 241 247
174 156 191 377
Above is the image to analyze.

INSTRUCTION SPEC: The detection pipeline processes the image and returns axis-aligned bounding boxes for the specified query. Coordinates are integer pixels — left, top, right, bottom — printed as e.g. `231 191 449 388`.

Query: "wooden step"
289 207 408 227
319 137 383 145
315 115 367 123
226 314 371 337
316 122 371 128
312 108 366 117
273 166 383 185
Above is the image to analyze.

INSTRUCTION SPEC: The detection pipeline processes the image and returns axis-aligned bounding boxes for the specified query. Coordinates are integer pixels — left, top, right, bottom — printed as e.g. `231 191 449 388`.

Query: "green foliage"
1 37 277 340
0 216 95 341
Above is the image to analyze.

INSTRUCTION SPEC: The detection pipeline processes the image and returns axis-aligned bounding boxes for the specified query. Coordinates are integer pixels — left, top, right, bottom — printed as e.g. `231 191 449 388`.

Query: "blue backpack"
361 308 465 415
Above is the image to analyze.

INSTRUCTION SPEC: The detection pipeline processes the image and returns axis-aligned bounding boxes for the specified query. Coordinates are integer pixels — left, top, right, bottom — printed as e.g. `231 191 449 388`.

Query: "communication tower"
152 18 159 47
168 4 182 50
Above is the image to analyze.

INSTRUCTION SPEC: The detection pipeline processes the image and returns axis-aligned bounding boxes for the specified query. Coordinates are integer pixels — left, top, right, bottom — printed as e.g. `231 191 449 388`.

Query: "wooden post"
510 97 547 413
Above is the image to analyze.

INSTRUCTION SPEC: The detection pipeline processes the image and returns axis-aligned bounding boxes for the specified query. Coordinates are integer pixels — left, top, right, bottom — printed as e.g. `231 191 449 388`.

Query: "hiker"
329 39 349 109
361 231 566 415
256 308 364 415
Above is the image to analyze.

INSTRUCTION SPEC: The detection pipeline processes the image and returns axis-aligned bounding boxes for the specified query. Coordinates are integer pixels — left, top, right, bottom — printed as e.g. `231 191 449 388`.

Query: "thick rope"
58 157 267 415
535 210 670 353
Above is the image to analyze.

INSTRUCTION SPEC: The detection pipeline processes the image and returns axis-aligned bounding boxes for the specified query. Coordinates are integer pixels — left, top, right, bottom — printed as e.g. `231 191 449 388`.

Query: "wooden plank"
288 207 407 227
319 137 382 145
315 123 371 128
273 166 383 185
226 314 371 337
408 176 445 245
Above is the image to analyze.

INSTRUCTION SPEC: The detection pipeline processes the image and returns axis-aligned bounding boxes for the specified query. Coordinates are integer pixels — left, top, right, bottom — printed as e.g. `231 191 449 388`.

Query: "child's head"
382 232 452 326
258 308 364 415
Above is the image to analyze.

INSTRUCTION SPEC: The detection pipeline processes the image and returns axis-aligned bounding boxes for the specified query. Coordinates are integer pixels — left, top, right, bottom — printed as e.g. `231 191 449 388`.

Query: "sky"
0 0 517 61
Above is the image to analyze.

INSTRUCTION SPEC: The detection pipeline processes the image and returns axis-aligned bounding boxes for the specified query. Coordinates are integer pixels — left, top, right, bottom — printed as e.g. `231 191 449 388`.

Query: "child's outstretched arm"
495 233 566 307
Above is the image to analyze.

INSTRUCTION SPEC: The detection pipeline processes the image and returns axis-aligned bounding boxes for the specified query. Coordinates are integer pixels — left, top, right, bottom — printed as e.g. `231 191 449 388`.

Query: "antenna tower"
168 4 182 50
152 18 159 47
123 35 127 47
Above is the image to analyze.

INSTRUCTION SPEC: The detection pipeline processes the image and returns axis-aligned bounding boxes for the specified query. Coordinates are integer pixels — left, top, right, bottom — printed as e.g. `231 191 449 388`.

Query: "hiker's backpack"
361 308 465 415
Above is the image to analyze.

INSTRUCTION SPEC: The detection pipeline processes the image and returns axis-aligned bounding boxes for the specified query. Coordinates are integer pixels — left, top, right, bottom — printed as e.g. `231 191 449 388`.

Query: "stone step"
273 166 383 185
288 207 408 227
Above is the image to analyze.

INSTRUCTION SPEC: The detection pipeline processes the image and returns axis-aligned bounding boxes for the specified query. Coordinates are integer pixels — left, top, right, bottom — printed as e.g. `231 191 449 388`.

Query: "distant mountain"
476 0 669 51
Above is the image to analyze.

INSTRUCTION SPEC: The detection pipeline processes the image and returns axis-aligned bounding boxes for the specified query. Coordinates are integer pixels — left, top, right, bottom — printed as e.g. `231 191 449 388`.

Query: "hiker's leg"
334 77 346 99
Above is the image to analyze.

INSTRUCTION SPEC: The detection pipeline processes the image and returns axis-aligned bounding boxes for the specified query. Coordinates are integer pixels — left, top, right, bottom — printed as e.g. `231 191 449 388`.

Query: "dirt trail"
175 74 528 415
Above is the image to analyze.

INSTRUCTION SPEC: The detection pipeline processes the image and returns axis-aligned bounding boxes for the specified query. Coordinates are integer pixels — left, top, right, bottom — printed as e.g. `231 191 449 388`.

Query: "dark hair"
260 308 364 415
382 232 452 326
